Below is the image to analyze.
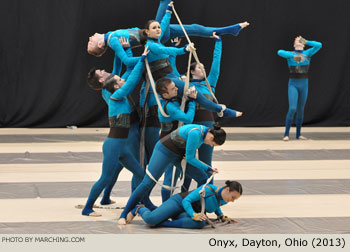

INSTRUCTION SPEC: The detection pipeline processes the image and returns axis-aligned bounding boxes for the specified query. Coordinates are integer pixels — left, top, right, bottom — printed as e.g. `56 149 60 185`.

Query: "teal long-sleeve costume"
158 97 196 201
104 0 243 81
135 184 227 229
277 40 322 138
182 37 229 192
145 11 238 118
119 124 213 219
82 58 153 216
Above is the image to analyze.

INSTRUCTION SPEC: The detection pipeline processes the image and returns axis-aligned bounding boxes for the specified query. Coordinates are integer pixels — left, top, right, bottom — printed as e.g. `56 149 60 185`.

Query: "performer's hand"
171 37 182 47
236 111 243 117
118 37 130 48
192 213 207 221
167 1 174 11
239 22 250 29
188 90 198 99
298 36 307 45
179 75 187 81
212 167 219 173
221 215 238 224
142 45 150 56
186 43 196 52
211 32 220 40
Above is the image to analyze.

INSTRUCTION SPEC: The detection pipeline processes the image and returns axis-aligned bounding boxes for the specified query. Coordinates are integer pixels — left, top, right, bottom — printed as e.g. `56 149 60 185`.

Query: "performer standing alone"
278 36 322 141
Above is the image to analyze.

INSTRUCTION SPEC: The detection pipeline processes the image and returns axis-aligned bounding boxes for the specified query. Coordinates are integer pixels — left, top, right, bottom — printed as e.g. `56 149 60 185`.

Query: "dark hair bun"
213 122 221 130
224 180 243 194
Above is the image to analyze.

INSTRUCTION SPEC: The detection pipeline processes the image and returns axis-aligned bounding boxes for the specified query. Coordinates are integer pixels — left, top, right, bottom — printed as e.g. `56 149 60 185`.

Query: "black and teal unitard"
104 0 242 80
278 40 322 138
182 36 230 192
146 11 237 118
99 90 141 205
158 97 196 201
104 29 141 78
82 58 147 216
135 183 227 229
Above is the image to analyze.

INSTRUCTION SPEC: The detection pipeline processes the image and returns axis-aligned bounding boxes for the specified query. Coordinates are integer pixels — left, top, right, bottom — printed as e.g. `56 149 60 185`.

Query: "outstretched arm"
277 49 294 59
159 2 173 42
149 41 187 57
111 47 149 100
155 0 172 22
207 33 222 87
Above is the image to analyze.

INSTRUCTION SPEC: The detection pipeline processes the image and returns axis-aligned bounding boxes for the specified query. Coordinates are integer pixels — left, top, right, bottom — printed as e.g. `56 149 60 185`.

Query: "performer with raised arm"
82 46 151 217
143 2 241 118
181 32 244 192
87 68 142 206
87 1 250 78
278 36 322 141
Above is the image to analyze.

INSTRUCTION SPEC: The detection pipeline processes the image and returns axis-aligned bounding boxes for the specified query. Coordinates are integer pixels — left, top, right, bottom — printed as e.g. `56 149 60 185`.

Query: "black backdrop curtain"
1 0 350 127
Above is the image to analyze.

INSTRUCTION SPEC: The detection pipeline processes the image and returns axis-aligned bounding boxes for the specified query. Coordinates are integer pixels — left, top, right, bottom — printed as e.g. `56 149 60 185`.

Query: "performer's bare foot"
283 136 289 141
126 206 142 224
297 136 308 140
126 212 136 224
117 218 127 225
88 211 102 217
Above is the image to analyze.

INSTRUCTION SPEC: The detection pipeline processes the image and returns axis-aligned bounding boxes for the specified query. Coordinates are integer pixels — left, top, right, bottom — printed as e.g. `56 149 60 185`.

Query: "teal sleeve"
168 55 180 76
277 50 294 59
150 42 186 57
101 89 111 104
185 130 209 171
214 208 223 216
182 186 207 217
120 48 135 80
167 101 195 123
111 60 144 100
109 37 141 67
304 40 322 57
121 70 131 81
207 39 222 87
112 56 122 76
159 11 171 41
125 47 133 57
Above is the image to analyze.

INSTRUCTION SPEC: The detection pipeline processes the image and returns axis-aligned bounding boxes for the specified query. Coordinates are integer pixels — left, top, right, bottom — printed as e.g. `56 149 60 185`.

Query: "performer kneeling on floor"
127 180 242 229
